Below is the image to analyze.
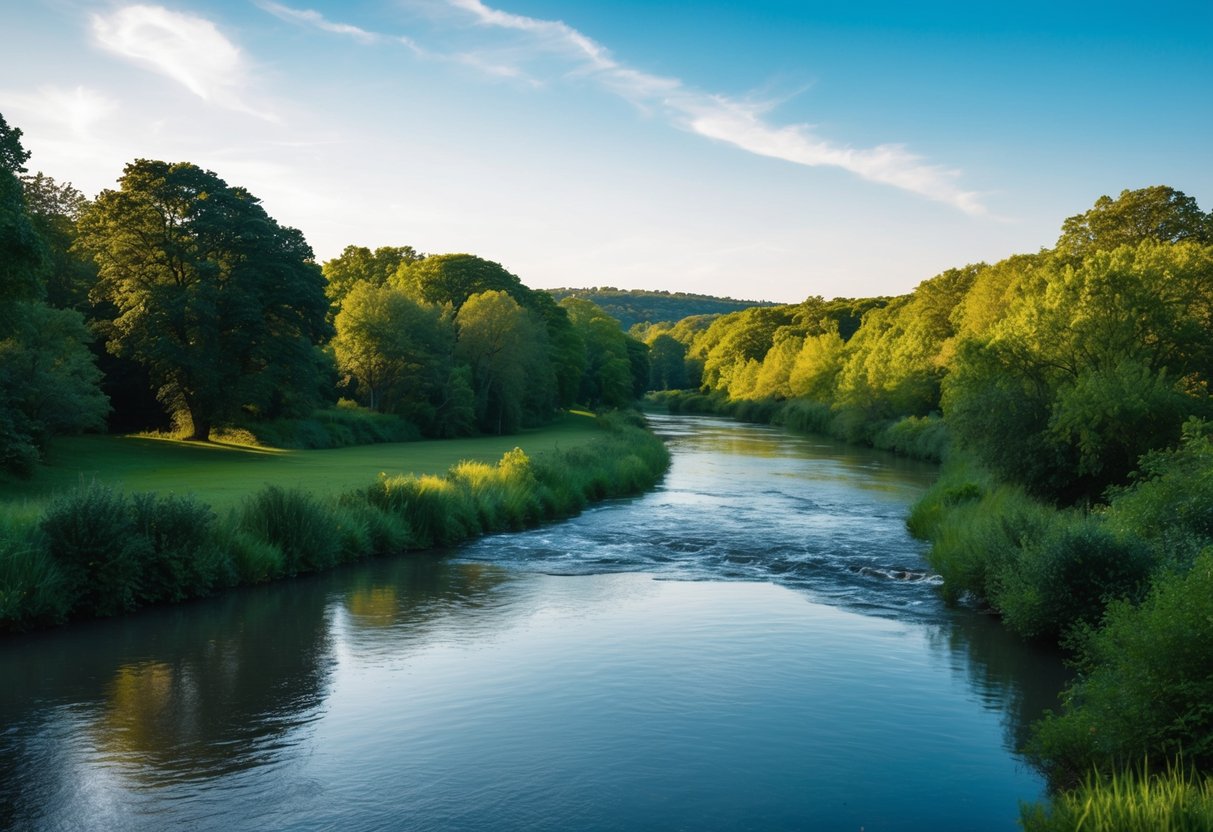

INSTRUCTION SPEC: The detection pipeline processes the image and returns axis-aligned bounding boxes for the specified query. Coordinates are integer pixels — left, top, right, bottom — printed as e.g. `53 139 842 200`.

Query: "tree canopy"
77 160 332 440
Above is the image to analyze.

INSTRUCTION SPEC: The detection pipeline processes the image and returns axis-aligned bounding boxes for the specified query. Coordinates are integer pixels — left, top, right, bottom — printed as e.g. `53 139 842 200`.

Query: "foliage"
1029 551 1213 784
1020 764 1213 832
1103 419 1213 570
237 486 345 575
561 297 638 408
945 240 1213 503
322 244 423 309
77 159 333 440
548 287 776 330
394 253 527 310
1056 185 1212 260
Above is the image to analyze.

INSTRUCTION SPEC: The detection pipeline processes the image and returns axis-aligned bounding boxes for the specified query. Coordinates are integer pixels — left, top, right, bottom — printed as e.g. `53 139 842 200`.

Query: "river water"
0 415 1068 831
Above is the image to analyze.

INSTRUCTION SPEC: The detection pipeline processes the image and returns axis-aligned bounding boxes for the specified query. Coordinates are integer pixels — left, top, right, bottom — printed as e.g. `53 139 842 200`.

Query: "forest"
545 287 775 331
644 183 1213 823
0 112 650 475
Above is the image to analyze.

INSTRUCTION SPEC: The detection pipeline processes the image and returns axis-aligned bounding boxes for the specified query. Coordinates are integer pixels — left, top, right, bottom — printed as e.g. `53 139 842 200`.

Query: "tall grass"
0 413 669 632
1021 764 1213 832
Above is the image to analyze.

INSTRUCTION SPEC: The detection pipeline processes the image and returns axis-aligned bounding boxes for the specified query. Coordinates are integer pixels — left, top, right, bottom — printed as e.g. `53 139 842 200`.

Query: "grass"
0 411 603 512
1020 765 1213 832
0 411 670 632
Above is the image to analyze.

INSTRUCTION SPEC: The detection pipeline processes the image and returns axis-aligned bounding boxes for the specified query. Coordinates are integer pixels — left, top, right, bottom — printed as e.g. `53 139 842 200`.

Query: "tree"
331 282 453 422
322 244 423 309
0 302 109 473
647 334 689 391
77 160 332 441
394 253 526 310
1056 186 1212 259
455 290 541 434
944 240 1213 502
561 298 634 408
21 173 95 310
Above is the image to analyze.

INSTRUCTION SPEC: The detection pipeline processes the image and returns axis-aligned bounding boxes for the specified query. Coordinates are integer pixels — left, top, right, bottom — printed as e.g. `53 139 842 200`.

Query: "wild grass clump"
1020 764 1213 832
0 508 69 631
448 448 540 532
39 481 150 617
130 493 230 603
237 486 345 575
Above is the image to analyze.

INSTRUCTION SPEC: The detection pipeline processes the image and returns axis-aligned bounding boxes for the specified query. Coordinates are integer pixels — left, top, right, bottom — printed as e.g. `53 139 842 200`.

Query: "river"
0 414 1068 831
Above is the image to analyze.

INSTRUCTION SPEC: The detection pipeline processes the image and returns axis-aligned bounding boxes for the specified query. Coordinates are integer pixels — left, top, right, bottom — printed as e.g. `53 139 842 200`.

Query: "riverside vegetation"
0 112 667 629
645 187 1213 827
0 411 669 631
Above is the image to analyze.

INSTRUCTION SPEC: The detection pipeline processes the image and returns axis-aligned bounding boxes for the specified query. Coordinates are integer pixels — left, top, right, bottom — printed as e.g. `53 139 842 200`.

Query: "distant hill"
546 287 776 330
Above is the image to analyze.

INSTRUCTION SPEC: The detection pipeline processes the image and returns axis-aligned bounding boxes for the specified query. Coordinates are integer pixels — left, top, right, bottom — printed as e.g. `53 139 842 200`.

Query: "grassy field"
0 412 603 512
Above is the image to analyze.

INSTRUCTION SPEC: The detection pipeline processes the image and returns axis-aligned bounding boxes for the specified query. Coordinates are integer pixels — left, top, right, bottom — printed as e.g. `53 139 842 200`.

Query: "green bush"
1020 764 1213 832
1028 550 1213 784
0 510 69 631
922 483 1053 605
40 482 150 617
1104 419 1213 571
131 492 226 603
238 486 344 574
874 414 951 462
215 522 286 584
995 516 1152 642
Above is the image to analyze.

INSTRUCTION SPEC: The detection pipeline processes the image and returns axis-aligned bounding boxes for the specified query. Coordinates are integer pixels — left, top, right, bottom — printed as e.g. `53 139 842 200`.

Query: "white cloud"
441 0 985 213
256 1 381 44
91 5 268 117
253 0 984 212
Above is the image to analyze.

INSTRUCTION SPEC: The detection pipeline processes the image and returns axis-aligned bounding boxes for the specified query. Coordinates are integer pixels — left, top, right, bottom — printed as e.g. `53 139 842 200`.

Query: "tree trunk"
186 409 211 442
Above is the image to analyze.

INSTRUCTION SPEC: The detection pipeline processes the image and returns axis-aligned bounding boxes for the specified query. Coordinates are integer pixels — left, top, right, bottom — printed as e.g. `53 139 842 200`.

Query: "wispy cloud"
91 5 271 118
261 0 984 212
256 1 381 44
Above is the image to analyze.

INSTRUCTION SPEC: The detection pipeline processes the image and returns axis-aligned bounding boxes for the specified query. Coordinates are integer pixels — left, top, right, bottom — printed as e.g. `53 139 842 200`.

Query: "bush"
131 492 226 603
1028 550 1213 784
922 482 1053 606
40 481 150 617
238 486 344 574
995 517 1152 642
0 509 69 631
874 414 951 462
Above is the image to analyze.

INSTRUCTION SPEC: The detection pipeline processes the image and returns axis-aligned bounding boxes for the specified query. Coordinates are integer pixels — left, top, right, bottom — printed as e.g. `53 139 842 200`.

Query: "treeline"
0 112 650 475
546 287 776 330
647 185 1213 793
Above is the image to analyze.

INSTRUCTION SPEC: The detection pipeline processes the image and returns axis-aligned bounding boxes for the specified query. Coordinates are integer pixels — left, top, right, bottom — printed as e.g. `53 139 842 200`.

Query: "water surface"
0 415 1068 831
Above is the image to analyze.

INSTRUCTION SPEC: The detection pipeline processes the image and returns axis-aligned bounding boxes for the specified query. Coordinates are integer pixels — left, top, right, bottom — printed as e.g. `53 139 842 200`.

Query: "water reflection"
0 415 1069 832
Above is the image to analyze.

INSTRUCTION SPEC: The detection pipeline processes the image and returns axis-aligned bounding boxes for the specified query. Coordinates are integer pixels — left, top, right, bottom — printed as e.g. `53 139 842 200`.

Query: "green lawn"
0 412 603 512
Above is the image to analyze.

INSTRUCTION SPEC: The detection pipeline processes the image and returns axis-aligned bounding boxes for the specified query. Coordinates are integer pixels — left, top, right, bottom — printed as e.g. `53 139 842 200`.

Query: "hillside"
546 287 776 330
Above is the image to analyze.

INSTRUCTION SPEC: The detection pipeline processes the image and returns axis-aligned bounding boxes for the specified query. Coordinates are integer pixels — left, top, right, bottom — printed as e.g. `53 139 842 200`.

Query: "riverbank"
0 411 670 632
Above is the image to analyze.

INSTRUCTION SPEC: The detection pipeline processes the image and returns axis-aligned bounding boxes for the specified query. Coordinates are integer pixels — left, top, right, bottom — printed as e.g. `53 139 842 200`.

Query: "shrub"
1028 550 1213 784
238 486 344 574
0 510 69 631
215 522 285 584
995 517 1152 642
130 492 225 603
40 481 150 617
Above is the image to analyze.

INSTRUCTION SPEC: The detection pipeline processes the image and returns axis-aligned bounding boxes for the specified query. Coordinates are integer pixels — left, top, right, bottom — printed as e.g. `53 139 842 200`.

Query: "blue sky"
2 1 1210 302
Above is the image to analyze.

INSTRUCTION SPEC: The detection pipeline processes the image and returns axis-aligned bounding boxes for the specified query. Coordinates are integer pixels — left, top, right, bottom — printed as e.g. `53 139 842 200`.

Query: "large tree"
77 160 332 440
455 290 543 434
322 244 423 310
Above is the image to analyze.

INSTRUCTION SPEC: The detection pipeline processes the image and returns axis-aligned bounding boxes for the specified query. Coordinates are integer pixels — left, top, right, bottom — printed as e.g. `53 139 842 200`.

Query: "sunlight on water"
0 415 1068 832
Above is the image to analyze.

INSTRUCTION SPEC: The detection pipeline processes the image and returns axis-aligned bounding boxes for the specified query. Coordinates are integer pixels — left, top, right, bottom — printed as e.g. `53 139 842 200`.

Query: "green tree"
331 282 451 420
1056 185 1212 259
945 240 1213 501
322 244 422 309
77 160 332 441
395 254 526 310
647 334 689 390
21 173 95 310
455 290 541 434
561 298 634 408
